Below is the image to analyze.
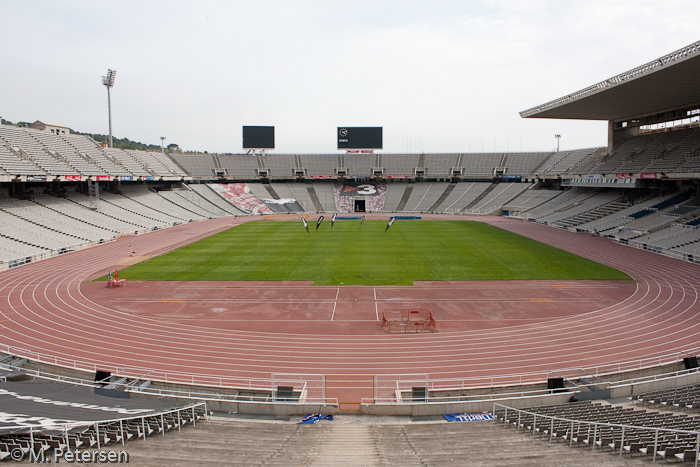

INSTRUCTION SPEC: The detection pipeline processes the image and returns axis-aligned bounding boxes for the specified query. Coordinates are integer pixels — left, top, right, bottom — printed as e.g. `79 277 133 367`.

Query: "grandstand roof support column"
608 119 640 153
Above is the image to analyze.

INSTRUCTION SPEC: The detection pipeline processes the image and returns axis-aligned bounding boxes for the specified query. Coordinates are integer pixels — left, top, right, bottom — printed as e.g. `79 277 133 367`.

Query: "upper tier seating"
0 138 46 175
0 125 78 175
382 154 420 177
170 153 218 179
25 128 109 176
424 154 458 176
104 148 152 177
60 133 132 176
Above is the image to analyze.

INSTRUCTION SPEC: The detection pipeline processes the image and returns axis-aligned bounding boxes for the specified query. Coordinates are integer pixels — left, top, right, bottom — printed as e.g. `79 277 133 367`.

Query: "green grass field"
106 220 630 285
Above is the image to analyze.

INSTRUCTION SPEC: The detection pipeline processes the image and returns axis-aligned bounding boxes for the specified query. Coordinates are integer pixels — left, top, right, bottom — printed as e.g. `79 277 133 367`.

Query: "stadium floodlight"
555 134 561 152
160 136 166 155
102 69 117 148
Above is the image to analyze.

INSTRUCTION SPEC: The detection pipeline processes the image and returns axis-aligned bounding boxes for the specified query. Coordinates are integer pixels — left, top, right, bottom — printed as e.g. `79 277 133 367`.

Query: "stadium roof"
520 40 700 121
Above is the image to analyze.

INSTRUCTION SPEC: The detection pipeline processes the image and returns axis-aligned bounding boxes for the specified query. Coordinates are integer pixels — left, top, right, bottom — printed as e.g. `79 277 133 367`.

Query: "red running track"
1 216 699 396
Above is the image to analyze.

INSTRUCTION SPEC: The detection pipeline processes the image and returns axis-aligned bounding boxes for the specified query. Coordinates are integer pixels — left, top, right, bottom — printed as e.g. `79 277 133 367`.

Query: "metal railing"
494 403 700 466
0 402 208 456
4 344 700 401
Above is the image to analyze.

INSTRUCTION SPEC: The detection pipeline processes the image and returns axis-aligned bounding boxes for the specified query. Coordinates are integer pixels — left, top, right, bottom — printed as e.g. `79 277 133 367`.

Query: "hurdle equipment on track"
381 309 436 333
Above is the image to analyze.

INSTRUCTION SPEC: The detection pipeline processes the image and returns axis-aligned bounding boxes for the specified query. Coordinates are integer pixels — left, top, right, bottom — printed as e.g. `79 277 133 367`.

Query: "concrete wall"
5 353 699 417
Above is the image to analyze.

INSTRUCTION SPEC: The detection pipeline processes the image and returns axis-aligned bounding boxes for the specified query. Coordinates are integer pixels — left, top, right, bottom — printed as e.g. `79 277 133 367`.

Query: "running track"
1 216 700 397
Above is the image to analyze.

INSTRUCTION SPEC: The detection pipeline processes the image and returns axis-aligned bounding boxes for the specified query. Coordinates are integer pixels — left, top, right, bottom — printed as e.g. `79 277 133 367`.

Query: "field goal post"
381 309 436 333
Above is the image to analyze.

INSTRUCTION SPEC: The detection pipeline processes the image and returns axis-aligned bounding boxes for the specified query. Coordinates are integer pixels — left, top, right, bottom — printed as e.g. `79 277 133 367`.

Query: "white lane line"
331 302 337 321
375 302 379 321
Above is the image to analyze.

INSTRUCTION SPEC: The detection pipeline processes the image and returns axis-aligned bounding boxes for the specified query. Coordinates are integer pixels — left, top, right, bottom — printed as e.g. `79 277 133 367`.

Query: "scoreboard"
337 127 382 150
243 126 275 149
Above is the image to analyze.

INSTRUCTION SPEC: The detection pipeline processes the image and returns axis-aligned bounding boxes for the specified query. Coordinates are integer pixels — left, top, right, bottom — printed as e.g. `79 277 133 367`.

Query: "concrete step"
86 416 656 466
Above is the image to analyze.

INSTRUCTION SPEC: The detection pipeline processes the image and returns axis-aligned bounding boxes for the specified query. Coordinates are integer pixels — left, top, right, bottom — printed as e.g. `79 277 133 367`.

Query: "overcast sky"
1 1 698 154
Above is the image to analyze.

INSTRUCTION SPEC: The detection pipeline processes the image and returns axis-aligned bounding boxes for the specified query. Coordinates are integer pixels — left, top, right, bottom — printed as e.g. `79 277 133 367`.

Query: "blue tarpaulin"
298 414 334 424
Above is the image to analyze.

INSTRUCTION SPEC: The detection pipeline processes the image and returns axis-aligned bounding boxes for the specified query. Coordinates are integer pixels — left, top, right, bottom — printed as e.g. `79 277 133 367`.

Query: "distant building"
30 120 70 135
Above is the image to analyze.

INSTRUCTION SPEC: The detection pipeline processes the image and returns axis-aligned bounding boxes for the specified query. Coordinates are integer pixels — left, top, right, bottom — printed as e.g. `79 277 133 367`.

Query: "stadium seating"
0 208 85 251
217 154 259 179
502 189 561 214
187 184 246 215
264 154 297 179
433 182 491 213
0 140 46 175
466 183 530 214
519 187 595 220
299 154 339 177
170 153 218 179
382 183 408 212
382 154 420 177
460 153 503 176
503 152 553 176
399 182 436 212
424 154 459 176
496 400 700 462
25 128 110 176
310 181 336 212
0 196 115 243
36 193 141 234
60 133 132 176
119 185 206 222
632 225 700 251
0 125 78 176
344 154 375 178
542 148 603 176
0 236 49 264
104 148 152 177
157 190 227 218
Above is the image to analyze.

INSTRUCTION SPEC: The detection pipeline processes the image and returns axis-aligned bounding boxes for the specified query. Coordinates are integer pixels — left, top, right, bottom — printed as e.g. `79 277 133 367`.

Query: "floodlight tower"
555 134 561 152
102 69 117 148
160 136 166 156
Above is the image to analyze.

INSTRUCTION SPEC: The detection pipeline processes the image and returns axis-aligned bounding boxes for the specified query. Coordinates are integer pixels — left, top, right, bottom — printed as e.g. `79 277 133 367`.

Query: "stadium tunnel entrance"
354 198 365 212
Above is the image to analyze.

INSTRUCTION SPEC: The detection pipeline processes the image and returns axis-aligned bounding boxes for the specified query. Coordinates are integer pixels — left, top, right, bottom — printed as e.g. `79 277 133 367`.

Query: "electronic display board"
243 126 275 149
337 127 382 149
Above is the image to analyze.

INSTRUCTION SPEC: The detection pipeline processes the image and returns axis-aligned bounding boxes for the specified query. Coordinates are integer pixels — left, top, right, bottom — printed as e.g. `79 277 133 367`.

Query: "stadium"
2 32 700 465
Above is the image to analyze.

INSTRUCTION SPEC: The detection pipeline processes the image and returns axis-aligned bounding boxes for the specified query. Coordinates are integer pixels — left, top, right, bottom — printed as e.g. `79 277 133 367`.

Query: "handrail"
0 401 207 435
4 344 700 404
493 403 700 465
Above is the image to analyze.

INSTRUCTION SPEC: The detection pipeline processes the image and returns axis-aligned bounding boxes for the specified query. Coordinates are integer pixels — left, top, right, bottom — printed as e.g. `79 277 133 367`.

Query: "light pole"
555 134 561 152
160 136 166 156
102 69 117 148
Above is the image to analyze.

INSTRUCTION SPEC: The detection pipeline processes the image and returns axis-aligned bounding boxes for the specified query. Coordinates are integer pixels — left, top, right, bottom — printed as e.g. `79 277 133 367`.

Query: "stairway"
464 182 497 211
395 183 413 212
428 183 456 212
305 183 324 213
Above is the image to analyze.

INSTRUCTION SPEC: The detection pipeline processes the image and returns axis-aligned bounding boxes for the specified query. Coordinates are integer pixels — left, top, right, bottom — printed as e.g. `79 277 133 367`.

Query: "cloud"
1 0 698 153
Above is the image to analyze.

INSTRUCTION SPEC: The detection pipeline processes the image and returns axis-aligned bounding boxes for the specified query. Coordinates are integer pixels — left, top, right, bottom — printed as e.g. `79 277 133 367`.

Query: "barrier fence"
3 344 700 406
493 403 700 466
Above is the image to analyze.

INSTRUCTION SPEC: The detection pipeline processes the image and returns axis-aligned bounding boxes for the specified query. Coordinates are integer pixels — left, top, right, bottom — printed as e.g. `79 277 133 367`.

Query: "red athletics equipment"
381 309 436 333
